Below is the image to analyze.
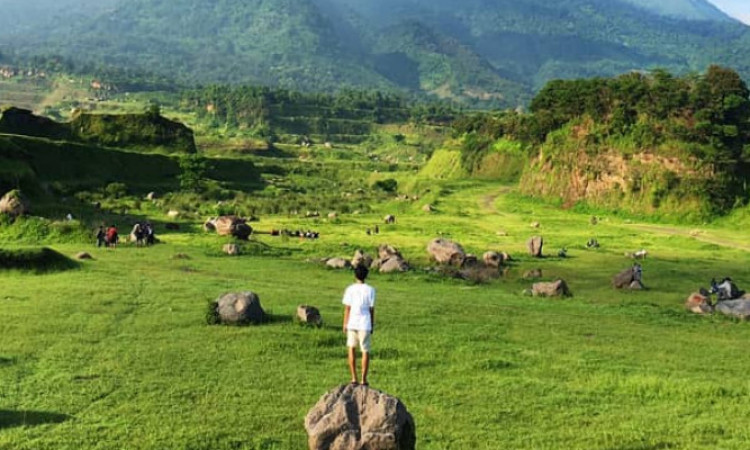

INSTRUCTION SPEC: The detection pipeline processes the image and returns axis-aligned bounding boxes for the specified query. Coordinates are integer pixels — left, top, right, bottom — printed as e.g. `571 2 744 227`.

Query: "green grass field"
2 180 750 449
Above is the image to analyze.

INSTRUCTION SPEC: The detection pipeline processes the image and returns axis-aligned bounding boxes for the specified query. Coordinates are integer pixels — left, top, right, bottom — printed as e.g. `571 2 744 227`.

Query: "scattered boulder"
351 250 374 269
297 305 322 326
384 214 396 224
0 190 29 218
532 279 572 297
167 210 180 218
483 251 503 268
213 292 265 325
685 292 713 315
613 264 643 289
427 238 466 266
223 244 241 256
422 204 434 213
378 244 402 260
327 258 352 270
75 252 93 260
716 299 750 320
523 269 543 279
305 384 416 450
214 216 252 240
530 221 540 228
380 257 409 273
527 236 544 258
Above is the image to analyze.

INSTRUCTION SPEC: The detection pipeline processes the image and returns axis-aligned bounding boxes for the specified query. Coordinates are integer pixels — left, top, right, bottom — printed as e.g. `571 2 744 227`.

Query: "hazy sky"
709 0 750 24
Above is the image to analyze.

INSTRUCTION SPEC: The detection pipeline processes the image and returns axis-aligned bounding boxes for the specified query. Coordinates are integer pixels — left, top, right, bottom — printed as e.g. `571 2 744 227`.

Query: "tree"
178 154 208 193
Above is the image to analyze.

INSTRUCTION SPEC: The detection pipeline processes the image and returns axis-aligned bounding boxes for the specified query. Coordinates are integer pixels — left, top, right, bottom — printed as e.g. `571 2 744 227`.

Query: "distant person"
106 225 119 248
145 222 155 245
96 226 106 248
342 265 376 386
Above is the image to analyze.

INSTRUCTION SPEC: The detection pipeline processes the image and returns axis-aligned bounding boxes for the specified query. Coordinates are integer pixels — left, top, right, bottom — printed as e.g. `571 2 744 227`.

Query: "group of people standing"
95 222 155 248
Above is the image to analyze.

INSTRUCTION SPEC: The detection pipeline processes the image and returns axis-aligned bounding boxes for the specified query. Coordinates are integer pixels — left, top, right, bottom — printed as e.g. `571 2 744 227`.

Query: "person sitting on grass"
342 265 376 386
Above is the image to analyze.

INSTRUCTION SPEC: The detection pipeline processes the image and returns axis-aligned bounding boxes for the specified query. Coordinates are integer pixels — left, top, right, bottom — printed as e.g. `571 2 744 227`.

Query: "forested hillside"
449 66 750 220
2 0 750 107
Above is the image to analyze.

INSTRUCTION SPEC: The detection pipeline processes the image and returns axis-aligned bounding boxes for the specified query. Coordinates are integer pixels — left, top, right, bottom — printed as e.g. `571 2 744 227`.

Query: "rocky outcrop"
305 384 416 450
613 265 644 289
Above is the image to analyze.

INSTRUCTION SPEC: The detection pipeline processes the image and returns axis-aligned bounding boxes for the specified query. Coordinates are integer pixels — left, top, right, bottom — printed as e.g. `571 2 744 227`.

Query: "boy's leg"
348 346 358 383
346 330 358 383
361 352 370 385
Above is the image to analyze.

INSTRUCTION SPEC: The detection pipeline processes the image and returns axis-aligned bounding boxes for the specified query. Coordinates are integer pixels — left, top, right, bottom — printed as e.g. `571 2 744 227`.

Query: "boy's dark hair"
354 265 369 282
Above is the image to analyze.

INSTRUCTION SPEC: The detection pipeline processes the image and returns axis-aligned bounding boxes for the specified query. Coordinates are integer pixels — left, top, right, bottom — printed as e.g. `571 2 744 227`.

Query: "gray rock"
532 279 571 298
305 384 416 450
613 265 643 289
297 305 322 326
378 244 402 261
214 216 252 240
351 250 373 269
527 236 543 258
716 299 750 320
380 257 409 273
327 258 352 269
427 238 465 266
214 292 265 325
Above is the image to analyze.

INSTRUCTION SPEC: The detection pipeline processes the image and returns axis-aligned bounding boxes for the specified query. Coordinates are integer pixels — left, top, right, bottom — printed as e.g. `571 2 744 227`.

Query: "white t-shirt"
342 282 376 331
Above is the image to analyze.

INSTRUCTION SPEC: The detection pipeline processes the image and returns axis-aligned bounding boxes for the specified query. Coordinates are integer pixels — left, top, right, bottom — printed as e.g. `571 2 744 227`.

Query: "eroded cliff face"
520 147 718 218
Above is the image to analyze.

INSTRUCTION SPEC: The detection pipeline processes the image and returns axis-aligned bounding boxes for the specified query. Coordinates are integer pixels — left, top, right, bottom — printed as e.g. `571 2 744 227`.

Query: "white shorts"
347 329 372 353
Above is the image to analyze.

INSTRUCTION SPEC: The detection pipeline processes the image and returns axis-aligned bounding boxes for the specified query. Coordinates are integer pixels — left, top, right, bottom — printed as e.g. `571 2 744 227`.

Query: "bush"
373 178 398 193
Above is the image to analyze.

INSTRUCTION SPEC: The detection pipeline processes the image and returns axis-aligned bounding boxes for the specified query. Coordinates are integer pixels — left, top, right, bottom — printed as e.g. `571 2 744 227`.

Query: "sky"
709 0 750 24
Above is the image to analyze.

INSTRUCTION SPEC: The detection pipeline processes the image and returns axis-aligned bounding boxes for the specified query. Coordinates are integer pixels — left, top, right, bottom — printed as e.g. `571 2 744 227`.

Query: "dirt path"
480 186 513 213
625 224 750 252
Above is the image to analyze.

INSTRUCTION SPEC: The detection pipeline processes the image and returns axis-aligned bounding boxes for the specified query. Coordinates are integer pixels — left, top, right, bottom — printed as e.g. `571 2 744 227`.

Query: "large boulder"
213 292 265 325
297 305 322 326
305 384 416 450
0 190 29 218
351 250 374 269
613 265 643 289
380 257 409 273
685 292 713 315
523 269 543 280
427 238 465 266
532 279 572 298
327 258 352 270
214 216 253 240
527 236 544 258
716 299 750 320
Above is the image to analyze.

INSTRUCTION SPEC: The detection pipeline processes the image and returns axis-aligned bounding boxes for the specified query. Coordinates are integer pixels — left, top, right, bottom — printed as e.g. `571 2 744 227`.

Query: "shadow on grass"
0 356 14 366
0 410 70 429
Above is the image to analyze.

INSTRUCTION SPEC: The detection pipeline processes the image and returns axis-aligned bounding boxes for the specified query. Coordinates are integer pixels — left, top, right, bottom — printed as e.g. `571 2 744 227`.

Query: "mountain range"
1 0 750 107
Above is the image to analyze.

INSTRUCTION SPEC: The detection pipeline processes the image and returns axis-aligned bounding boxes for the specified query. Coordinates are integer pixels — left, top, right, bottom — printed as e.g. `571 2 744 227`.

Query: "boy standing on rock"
342 265 376 386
